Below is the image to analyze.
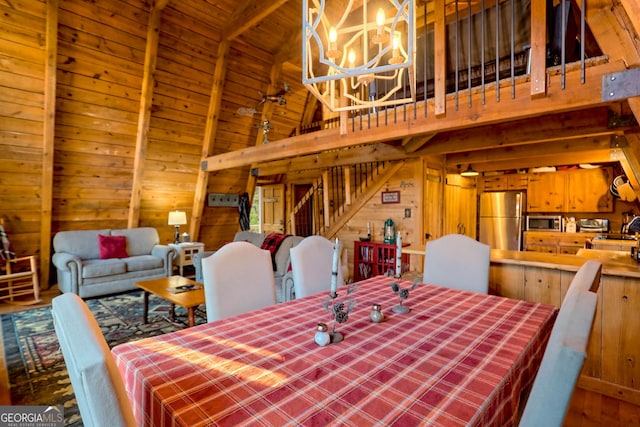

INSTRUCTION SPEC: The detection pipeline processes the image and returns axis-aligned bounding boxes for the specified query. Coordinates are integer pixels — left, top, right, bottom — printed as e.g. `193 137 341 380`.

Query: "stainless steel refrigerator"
479 191 526 250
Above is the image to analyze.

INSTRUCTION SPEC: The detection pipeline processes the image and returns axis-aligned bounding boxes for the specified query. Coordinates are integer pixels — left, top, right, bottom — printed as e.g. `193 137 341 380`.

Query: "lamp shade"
168 210 187 226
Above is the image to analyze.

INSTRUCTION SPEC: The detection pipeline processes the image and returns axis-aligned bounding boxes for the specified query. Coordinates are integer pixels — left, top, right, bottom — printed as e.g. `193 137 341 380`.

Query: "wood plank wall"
336 160 424 280
0 0 47 259
0 0 312 286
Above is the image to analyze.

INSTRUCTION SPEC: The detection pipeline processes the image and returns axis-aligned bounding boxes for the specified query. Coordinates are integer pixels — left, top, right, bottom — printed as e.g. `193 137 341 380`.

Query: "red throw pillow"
98 234 128 259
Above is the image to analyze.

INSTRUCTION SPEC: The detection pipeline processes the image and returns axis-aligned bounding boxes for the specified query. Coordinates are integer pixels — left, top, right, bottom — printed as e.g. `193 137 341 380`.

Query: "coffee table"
135 276 205 327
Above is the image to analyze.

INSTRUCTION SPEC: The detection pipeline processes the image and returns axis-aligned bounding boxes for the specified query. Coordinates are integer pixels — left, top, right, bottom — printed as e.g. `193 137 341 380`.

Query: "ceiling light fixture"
302 0 416 112
460 165 479 177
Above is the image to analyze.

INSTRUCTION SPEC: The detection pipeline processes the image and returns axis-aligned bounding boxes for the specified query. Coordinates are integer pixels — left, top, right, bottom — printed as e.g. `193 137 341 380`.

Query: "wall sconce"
168 210 187 244
460 165 479 177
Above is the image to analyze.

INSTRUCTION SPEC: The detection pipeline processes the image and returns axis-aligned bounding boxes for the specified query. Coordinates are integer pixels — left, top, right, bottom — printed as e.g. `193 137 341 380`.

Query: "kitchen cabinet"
524 231 598 254
480 173 528 192
567 167 613 212
527 167 613 213
527 172 566 211
444 174 477 237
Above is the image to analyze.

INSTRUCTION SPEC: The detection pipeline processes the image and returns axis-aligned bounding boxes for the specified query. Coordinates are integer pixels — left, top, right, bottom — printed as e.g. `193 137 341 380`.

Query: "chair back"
518 260 602 427
423 234 490 294
51 293 135 427
202 241 276 322
290 236 345 298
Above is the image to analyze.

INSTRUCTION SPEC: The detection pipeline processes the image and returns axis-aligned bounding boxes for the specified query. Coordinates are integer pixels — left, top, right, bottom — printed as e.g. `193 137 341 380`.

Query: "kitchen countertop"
404 246 640 278
491 249 640 278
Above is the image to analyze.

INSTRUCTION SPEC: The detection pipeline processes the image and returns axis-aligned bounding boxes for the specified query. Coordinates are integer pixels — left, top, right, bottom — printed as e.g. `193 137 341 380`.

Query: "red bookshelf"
353 241 410 281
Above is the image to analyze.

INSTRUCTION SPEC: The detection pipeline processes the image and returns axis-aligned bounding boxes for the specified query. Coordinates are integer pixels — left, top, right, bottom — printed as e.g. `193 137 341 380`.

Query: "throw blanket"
260 233 290 271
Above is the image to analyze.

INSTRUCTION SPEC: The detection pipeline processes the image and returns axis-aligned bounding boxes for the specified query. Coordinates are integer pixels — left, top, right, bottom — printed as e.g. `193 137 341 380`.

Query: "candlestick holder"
323 281 358 343
390 278 419 314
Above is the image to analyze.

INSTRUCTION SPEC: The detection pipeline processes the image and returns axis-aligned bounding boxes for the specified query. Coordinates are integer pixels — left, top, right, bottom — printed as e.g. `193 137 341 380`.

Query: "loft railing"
296 0 600 136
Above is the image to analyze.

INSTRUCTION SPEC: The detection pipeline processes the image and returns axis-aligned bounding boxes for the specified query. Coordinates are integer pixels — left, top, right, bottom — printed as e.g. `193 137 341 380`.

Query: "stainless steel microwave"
526 215 563 232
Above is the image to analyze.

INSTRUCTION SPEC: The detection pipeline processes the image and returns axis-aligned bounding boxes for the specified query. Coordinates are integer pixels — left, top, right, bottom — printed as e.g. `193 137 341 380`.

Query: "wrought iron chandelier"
302 0 416 112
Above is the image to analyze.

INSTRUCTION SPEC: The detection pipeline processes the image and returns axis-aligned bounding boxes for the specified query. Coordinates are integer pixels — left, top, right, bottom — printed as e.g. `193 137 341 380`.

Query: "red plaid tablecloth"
112 275 557 427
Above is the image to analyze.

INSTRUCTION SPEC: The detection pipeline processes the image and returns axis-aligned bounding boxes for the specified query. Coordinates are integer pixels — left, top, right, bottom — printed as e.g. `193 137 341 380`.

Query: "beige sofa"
52 227 176 298
193 231 303 303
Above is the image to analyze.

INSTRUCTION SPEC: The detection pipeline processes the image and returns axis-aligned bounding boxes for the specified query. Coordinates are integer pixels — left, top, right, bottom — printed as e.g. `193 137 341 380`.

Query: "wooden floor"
0 290 639 425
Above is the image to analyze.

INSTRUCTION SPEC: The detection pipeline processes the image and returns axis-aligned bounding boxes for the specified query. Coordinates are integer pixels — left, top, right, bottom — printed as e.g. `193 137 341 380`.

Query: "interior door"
261 184 285 234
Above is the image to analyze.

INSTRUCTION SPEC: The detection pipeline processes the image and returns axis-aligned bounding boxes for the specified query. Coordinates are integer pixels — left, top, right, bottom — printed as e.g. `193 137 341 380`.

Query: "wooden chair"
0 219 41 305
202 241 276 322
290 235 345 299
518 260 602 427
52 293 136 427
423 234 490 294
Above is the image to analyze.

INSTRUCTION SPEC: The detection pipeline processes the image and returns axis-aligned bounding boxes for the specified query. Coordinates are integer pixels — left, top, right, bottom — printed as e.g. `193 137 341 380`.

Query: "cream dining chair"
201 241 276 322
290 235 345 298
51 293 136 427
518 260 602 427
423 234 490 294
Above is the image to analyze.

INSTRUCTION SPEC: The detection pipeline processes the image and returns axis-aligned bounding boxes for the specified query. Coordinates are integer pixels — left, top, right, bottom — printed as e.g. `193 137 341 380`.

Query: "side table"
169 242 205 278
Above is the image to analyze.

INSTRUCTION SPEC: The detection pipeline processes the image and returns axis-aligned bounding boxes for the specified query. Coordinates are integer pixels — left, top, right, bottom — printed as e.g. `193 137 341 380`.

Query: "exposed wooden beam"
615 132 640 201
403 134 437 153
257 143 411 175
224 0 290 41
41 0 58 289
191 39 231 241
447 134 617 166
128 3 163 228
419 107 614 155
467 148 615 173
201 61 626 172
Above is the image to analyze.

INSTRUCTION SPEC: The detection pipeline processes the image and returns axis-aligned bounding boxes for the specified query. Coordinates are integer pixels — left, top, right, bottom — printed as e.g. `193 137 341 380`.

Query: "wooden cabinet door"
527 173 565 212
444 175 477 238
567 167 613 212
481 175 506 192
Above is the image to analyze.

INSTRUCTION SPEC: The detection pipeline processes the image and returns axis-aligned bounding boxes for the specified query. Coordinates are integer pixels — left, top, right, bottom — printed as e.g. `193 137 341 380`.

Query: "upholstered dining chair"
290 235 345 299
202 241 276 322
51 293 136 427
423 234 490 294
518 260 602 427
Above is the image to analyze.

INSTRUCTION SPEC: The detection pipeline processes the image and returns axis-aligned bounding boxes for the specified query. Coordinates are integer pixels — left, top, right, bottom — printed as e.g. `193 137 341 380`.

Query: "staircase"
288 160 405 238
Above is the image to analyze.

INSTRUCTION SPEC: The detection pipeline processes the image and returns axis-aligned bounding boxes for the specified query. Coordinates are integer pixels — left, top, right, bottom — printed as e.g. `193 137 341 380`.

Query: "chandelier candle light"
331 238 340 297
302 0 416 112
395 231 402 278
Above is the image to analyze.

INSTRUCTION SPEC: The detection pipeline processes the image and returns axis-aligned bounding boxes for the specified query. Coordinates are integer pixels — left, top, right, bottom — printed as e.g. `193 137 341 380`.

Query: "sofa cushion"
53 229 111 260
98 234 128 259
111 227 159 257
82 259 127 279
125 255 163 272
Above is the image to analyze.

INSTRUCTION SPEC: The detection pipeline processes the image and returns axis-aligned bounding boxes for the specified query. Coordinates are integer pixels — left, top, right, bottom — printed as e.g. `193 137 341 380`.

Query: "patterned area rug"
1 290 206 426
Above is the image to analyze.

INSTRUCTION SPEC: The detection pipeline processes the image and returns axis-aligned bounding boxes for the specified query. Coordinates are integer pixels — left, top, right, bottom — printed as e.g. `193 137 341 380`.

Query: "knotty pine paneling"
0 0 46 259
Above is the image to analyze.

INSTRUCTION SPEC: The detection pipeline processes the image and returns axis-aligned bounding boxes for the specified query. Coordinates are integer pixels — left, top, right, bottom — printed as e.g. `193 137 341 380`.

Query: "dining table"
112 274 558 427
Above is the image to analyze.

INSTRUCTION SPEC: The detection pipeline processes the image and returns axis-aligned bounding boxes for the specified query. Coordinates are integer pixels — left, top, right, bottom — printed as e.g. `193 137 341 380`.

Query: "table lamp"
168 210 187 244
